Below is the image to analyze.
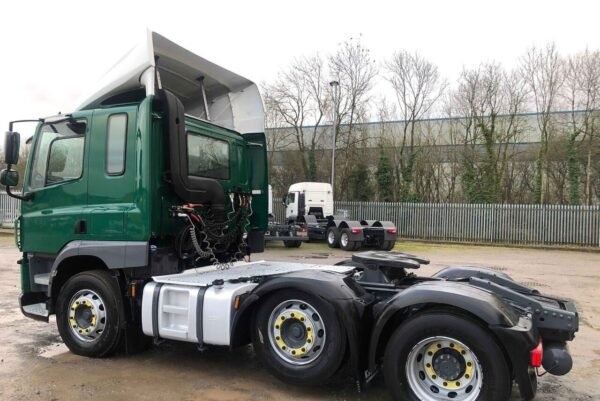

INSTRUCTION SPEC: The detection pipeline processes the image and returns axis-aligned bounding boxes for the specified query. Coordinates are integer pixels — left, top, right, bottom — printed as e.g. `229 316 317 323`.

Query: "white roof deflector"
77 31 264 134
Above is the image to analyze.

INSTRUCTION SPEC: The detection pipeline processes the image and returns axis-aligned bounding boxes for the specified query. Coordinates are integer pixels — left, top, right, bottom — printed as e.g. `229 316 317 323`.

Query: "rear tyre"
339 228 358 251
380 240 396 251
383 312 511 401
326 227 339 248
251 290 346 385
283 240 302 248
56 270 124 358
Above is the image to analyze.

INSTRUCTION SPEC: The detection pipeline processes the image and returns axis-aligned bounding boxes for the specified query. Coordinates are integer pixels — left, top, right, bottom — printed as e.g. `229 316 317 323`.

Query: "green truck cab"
1 32 580 401
1 32 268 329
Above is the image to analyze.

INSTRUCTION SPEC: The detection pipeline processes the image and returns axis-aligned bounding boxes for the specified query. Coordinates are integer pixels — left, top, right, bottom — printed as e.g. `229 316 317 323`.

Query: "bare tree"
521 43 564 203
329 37 377 199
384 50 447 200
563 49 600 204
264 55 330 182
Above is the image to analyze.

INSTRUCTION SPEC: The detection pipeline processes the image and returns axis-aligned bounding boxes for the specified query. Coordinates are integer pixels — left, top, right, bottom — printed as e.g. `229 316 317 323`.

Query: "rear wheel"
383 312 511 401
283 240 302 248
339 228 359 251
251 290 346 385
326 227 339 248
56 270 124 358
380 240 396 251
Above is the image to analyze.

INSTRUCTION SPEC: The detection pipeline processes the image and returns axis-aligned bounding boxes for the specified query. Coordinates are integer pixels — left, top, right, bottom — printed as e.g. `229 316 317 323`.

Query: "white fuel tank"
142 281 257 345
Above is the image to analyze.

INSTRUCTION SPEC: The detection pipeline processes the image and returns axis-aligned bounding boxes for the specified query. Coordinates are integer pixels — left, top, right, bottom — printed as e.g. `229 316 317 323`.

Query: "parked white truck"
284 182 398 251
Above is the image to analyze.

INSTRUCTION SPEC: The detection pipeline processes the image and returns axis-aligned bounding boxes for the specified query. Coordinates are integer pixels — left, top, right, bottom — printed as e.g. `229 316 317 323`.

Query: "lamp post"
329 80 339 197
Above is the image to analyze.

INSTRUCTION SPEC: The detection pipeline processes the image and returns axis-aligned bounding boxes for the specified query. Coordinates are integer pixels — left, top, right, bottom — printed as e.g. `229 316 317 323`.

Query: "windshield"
29 119 86 190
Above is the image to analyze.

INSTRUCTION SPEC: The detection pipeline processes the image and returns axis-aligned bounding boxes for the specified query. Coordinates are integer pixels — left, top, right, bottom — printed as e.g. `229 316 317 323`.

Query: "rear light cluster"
351 228 362 234
387 228 397 233
530 340 543 367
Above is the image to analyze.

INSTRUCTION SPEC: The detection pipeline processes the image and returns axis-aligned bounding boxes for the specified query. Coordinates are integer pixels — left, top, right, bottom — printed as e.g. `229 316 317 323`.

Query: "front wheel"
56 270 124 358
251 290 346 385
383 312 511 401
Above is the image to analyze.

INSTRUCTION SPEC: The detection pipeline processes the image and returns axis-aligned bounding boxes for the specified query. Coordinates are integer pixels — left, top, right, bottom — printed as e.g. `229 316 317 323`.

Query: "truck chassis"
24 250 578 401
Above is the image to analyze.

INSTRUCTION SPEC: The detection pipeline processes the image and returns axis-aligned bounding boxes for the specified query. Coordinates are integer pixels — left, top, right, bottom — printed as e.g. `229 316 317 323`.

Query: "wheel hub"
432 348 466 381
268 299 326 365
68 289 107 342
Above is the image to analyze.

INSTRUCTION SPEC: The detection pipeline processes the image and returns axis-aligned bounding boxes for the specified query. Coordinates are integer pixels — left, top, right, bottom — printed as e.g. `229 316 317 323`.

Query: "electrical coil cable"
173 193 252 270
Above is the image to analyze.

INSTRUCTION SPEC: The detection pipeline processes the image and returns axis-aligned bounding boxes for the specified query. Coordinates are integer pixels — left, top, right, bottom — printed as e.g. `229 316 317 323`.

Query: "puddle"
38 342 69 358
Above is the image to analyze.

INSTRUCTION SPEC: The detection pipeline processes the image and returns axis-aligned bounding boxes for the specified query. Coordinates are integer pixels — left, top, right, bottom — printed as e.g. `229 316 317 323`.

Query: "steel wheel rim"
68 289 107 342
267 299 326 365
405 336 483 401
327 230 336 244
340 232 349 248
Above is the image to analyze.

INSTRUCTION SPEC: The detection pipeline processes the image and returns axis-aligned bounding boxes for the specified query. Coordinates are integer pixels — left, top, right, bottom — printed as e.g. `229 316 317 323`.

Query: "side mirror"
282 195 287 205
4 131 21 165
0 169 19 187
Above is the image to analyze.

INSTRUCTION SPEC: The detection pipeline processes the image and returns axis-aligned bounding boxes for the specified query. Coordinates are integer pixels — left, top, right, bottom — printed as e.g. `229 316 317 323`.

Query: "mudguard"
230 270 372 382
368 280 538 400
332 219 365 241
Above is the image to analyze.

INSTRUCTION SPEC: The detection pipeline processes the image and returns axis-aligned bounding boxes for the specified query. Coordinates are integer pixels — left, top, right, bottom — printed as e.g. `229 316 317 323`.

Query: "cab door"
20 112 91 254
86 106 137 240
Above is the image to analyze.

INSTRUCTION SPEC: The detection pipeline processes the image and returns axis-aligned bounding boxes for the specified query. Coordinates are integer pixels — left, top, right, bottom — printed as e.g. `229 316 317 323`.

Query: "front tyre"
251 290 346 385
56 270 124 358
383 312 511 401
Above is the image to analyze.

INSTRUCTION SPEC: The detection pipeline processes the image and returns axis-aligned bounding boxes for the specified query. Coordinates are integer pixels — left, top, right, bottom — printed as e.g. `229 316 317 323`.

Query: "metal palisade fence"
273 201 600 247
3 193 600 247
0 192 20 227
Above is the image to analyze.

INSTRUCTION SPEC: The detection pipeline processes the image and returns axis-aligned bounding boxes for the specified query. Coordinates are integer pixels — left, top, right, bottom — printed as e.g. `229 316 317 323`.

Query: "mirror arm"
6 185 33 201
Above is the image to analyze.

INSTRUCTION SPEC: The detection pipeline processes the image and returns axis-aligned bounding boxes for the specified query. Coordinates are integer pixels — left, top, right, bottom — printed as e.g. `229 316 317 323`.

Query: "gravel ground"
0 237 598 401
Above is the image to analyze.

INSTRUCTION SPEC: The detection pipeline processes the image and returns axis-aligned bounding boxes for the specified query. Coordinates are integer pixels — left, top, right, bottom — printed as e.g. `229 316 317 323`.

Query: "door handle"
41 210 53 215
74 219 87 234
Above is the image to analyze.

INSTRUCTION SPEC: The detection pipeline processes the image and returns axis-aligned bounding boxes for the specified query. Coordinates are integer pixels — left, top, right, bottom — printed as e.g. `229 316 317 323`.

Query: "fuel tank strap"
151 283 163 339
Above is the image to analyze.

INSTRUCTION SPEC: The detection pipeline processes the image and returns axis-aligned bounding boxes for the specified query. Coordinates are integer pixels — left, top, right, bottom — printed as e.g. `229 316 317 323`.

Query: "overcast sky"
2 0 600 141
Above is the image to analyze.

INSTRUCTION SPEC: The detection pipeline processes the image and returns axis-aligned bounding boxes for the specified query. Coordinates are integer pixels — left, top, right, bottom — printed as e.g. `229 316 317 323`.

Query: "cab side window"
106 114 127 175
286 192 296 205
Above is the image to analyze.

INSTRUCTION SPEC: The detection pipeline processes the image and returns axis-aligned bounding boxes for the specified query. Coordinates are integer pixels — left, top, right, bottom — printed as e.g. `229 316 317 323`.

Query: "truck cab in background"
285 182 333 221
284 182 397 251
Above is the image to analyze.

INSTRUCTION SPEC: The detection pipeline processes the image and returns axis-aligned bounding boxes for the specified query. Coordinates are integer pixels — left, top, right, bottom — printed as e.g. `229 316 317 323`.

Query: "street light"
329 80 339 197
